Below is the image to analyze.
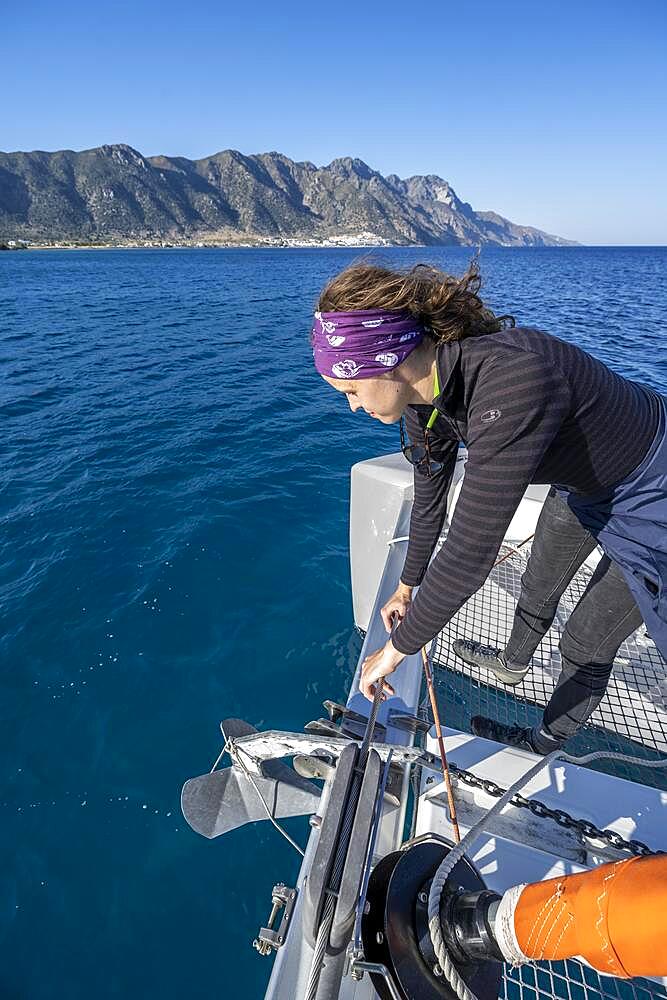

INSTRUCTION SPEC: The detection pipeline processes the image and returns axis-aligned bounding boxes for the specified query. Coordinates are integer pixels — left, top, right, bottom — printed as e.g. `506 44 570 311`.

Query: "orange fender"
511 855 667 977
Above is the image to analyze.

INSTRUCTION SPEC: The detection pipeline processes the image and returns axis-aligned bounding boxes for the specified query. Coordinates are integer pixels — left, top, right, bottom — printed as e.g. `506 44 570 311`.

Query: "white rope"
494 883 527 965
387 533 448 547
427 748 667 1000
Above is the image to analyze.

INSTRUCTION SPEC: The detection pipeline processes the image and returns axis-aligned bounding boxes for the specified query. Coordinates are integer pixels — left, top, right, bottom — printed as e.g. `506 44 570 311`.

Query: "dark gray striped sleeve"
392 351 572 655
400 406 459 587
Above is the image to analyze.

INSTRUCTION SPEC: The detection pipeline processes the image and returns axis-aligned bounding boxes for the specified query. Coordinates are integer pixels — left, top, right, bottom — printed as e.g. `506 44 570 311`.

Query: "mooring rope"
421 644 461 842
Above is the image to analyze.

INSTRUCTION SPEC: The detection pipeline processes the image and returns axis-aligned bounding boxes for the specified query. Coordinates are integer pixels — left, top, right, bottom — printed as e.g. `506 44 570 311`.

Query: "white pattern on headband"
375 352 399 367
361 319 384 328
326 334 346 346
399 332 418 341
332 359 364 379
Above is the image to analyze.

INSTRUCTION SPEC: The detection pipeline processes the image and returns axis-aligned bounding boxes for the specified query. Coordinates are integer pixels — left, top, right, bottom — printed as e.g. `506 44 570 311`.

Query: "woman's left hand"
360 639 406 702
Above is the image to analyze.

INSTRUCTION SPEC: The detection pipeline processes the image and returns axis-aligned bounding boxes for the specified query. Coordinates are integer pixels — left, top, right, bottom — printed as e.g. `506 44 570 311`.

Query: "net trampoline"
431 542 667 787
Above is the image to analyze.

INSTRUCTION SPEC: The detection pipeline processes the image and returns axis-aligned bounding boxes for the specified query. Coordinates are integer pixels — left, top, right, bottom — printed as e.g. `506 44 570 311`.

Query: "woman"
311 259 666 754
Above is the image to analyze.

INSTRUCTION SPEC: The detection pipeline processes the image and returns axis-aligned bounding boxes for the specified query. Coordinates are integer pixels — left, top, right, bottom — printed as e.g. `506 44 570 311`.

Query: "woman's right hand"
381 582 413 633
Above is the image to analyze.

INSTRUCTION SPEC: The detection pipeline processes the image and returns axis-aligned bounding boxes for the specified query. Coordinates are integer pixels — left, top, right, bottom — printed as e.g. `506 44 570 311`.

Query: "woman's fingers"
361 663 394 701
366 677 396 702
360 664 377 700
360 639 405 702
382 604 403 632
361 670 377 701
382 588 411 633
381 604 398 632
381 678 395 696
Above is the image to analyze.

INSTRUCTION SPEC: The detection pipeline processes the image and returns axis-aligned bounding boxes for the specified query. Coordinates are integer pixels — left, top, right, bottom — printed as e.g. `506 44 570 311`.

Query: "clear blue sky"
4 0 666 244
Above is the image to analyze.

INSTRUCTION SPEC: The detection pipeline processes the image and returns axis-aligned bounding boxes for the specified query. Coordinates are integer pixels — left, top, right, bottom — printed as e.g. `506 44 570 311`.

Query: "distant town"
1 233 401 251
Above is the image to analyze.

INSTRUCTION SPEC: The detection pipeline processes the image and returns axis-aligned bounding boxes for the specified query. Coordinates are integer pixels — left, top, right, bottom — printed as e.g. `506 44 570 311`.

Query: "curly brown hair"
316 256 515 343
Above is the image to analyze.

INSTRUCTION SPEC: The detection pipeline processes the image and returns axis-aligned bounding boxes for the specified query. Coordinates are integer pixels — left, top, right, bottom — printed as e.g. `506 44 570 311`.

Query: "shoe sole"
452 641 530 686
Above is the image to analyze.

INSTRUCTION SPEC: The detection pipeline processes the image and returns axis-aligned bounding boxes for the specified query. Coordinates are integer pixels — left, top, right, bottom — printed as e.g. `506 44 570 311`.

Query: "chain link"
446 762 657 857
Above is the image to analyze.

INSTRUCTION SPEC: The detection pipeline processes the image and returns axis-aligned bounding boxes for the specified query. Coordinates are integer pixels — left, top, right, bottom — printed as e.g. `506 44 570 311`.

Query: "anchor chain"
443 763 658 857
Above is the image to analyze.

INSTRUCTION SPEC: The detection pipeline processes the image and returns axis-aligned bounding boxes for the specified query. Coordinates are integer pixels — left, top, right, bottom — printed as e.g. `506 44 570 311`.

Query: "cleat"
451 638 531 686
470 715 541 753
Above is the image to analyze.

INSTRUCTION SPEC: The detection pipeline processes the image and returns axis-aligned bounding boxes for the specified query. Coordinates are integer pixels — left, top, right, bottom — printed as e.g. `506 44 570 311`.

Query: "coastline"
4 243 403 251
1 239 579 251
2 236 414 251
4 241 661 252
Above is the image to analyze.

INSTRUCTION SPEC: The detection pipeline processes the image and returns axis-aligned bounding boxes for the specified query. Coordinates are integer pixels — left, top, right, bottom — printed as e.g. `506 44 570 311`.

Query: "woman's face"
322 373 409 424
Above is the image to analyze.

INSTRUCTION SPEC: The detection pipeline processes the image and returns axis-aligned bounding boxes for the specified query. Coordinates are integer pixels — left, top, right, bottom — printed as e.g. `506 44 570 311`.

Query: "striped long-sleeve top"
391 326 661 655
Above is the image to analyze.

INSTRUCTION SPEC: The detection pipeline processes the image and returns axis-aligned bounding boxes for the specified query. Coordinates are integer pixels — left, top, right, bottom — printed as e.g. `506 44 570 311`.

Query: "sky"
3 0 666 245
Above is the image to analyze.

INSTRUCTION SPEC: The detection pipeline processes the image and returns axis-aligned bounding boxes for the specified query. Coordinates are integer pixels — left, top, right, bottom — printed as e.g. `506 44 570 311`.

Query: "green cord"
426 364 441 430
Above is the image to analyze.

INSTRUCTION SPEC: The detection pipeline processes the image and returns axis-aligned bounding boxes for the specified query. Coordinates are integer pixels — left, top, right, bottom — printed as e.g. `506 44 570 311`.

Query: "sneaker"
451 638 530 686
470 715 540 753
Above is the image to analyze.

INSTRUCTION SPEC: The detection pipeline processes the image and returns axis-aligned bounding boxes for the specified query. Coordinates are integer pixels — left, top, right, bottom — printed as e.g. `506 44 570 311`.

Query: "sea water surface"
1 246 666 999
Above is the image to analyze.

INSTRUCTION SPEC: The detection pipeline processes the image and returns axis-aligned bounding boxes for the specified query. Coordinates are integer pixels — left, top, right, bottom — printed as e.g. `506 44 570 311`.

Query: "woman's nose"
348 396 362 412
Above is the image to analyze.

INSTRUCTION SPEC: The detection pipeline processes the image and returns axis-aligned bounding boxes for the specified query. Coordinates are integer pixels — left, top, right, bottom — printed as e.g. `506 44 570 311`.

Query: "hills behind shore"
0 144 576 247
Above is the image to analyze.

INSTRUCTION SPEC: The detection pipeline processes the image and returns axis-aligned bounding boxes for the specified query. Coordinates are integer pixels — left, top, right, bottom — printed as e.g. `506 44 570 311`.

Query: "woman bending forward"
312 260 666 755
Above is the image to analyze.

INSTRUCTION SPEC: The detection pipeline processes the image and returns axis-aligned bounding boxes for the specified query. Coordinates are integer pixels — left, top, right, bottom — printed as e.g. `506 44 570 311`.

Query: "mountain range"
0 144 576 247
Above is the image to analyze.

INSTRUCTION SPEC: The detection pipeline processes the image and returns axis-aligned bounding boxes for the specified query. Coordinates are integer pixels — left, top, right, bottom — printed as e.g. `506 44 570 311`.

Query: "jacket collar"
432 340 462 413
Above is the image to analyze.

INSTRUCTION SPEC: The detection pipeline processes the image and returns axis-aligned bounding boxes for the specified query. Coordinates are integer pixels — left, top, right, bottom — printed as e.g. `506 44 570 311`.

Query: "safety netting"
502 958 666 1000
431 543 667 789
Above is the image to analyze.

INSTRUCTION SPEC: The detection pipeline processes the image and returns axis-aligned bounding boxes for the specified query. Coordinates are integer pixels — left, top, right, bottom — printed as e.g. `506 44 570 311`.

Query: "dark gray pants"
504 487 643 750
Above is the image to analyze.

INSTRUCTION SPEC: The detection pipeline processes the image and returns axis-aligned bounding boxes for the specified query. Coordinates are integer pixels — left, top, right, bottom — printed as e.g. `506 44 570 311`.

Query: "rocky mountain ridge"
0 144 577 247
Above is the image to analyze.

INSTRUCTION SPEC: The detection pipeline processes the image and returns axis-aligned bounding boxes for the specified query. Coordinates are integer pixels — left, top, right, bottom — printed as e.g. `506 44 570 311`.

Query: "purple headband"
312 309 425 380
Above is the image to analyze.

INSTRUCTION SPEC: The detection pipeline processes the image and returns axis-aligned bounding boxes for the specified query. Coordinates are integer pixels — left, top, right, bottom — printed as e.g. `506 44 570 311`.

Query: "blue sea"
2 246 666 999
